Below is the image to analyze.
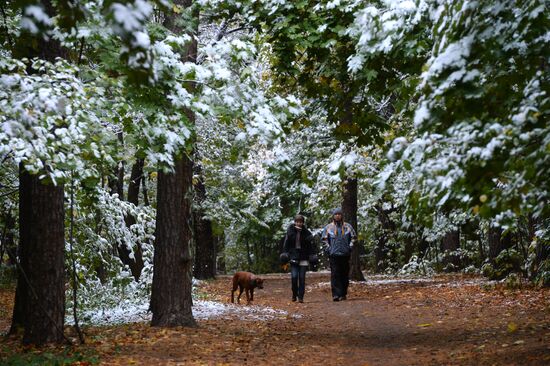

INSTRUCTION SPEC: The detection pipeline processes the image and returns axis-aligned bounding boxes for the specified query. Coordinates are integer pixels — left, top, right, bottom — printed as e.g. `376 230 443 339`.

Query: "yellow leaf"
507 322 518 333
173 4 182 13
417 323 432 327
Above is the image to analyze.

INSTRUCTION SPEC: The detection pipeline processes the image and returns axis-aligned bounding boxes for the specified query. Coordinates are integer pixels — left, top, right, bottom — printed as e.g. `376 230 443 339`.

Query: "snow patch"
70 300 293 326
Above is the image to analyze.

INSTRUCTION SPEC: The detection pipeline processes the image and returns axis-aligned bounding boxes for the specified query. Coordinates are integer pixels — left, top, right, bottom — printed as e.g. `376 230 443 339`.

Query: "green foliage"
482 249 524 281
0 347 98 366
206 0 426 145
534 261 550 287
0 265 17 288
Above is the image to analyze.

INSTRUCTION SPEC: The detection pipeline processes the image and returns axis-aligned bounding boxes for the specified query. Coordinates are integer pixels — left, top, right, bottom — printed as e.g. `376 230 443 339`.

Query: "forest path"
100 272 548 365
1 272 549 365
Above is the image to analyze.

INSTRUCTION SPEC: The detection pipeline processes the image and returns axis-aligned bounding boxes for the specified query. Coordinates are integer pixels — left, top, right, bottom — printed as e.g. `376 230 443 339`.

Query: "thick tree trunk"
150 156 195 327
150 0 197 327
342 178 365 281
118 158 145 281
193 167 216 279
11 167 65 344
10 0 67 345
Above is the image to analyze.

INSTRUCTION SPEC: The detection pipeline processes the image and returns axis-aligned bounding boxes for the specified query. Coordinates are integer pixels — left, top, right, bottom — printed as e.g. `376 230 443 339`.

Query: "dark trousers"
329 255 350 298
290 263 307 299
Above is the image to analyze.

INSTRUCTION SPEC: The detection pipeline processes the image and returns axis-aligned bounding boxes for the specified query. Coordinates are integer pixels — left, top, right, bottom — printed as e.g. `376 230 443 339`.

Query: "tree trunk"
403 233 415 264
374 202 395 273
10 0 67 345
488 226 506 262
374 235 386 273
118 158 145 281
440 229 460 270
11 167 65 344
245 236 252 269
342 178 365 281
193 166 216 279
109 132 125 199
150 156 195 327
527 215 549 282
127 159 144 206
417 230 429 258
193 214 216 279
150 0 197 327
142 171 150 206
216 235 225 274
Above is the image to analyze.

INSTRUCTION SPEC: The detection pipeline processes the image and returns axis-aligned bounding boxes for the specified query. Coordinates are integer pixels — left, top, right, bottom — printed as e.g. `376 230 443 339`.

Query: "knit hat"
332 208 343 215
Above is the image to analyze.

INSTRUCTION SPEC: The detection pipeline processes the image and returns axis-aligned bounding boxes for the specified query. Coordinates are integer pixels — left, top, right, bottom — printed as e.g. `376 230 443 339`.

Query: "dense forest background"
0 0 548 345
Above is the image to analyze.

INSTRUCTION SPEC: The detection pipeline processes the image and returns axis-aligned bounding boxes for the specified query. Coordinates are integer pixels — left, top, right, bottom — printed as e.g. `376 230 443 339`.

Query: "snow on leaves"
0 58 114 183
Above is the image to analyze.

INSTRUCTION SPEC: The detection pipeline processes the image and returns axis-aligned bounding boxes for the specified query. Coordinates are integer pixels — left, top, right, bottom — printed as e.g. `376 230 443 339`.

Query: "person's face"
333 213 343 222
295 220 304 228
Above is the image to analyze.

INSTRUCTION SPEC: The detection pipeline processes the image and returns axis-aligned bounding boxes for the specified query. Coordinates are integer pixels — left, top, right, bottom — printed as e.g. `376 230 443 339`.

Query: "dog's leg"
245 288 250 304
237 285 244 304
250 288 254 302
231 277 238 303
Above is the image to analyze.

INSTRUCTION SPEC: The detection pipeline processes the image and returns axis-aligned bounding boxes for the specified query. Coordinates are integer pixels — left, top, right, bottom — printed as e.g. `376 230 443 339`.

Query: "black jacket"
283 224 314 261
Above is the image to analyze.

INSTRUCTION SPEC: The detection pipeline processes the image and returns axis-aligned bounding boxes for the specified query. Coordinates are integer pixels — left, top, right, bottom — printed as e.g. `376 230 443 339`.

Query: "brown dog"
231 271 264 304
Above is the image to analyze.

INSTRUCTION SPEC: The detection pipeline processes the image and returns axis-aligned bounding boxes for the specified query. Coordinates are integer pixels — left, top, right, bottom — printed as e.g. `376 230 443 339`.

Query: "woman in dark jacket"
283 214 314 303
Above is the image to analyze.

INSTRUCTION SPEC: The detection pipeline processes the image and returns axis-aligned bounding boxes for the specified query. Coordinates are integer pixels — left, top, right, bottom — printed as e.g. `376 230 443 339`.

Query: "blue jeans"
291 263 307 299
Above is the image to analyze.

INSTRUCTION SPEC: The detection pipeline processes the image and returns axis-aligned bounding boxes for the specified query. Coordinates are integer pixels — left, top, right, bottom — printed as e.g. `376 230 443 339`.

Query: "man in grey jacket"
321 208 357 301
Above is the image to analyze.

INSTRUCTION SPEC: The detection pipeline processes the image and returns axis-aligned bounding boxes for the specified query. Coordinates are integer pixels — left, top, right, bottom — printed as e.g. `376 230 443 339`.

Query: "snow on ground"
310 275 493 290
69 300 293 326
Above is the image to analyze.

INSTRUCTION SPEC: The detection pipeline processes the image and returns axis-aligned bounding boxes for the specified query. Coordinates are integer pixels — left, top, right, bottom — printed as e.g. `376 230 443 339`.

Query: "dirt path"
98 272 548 365
1 273 549 365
